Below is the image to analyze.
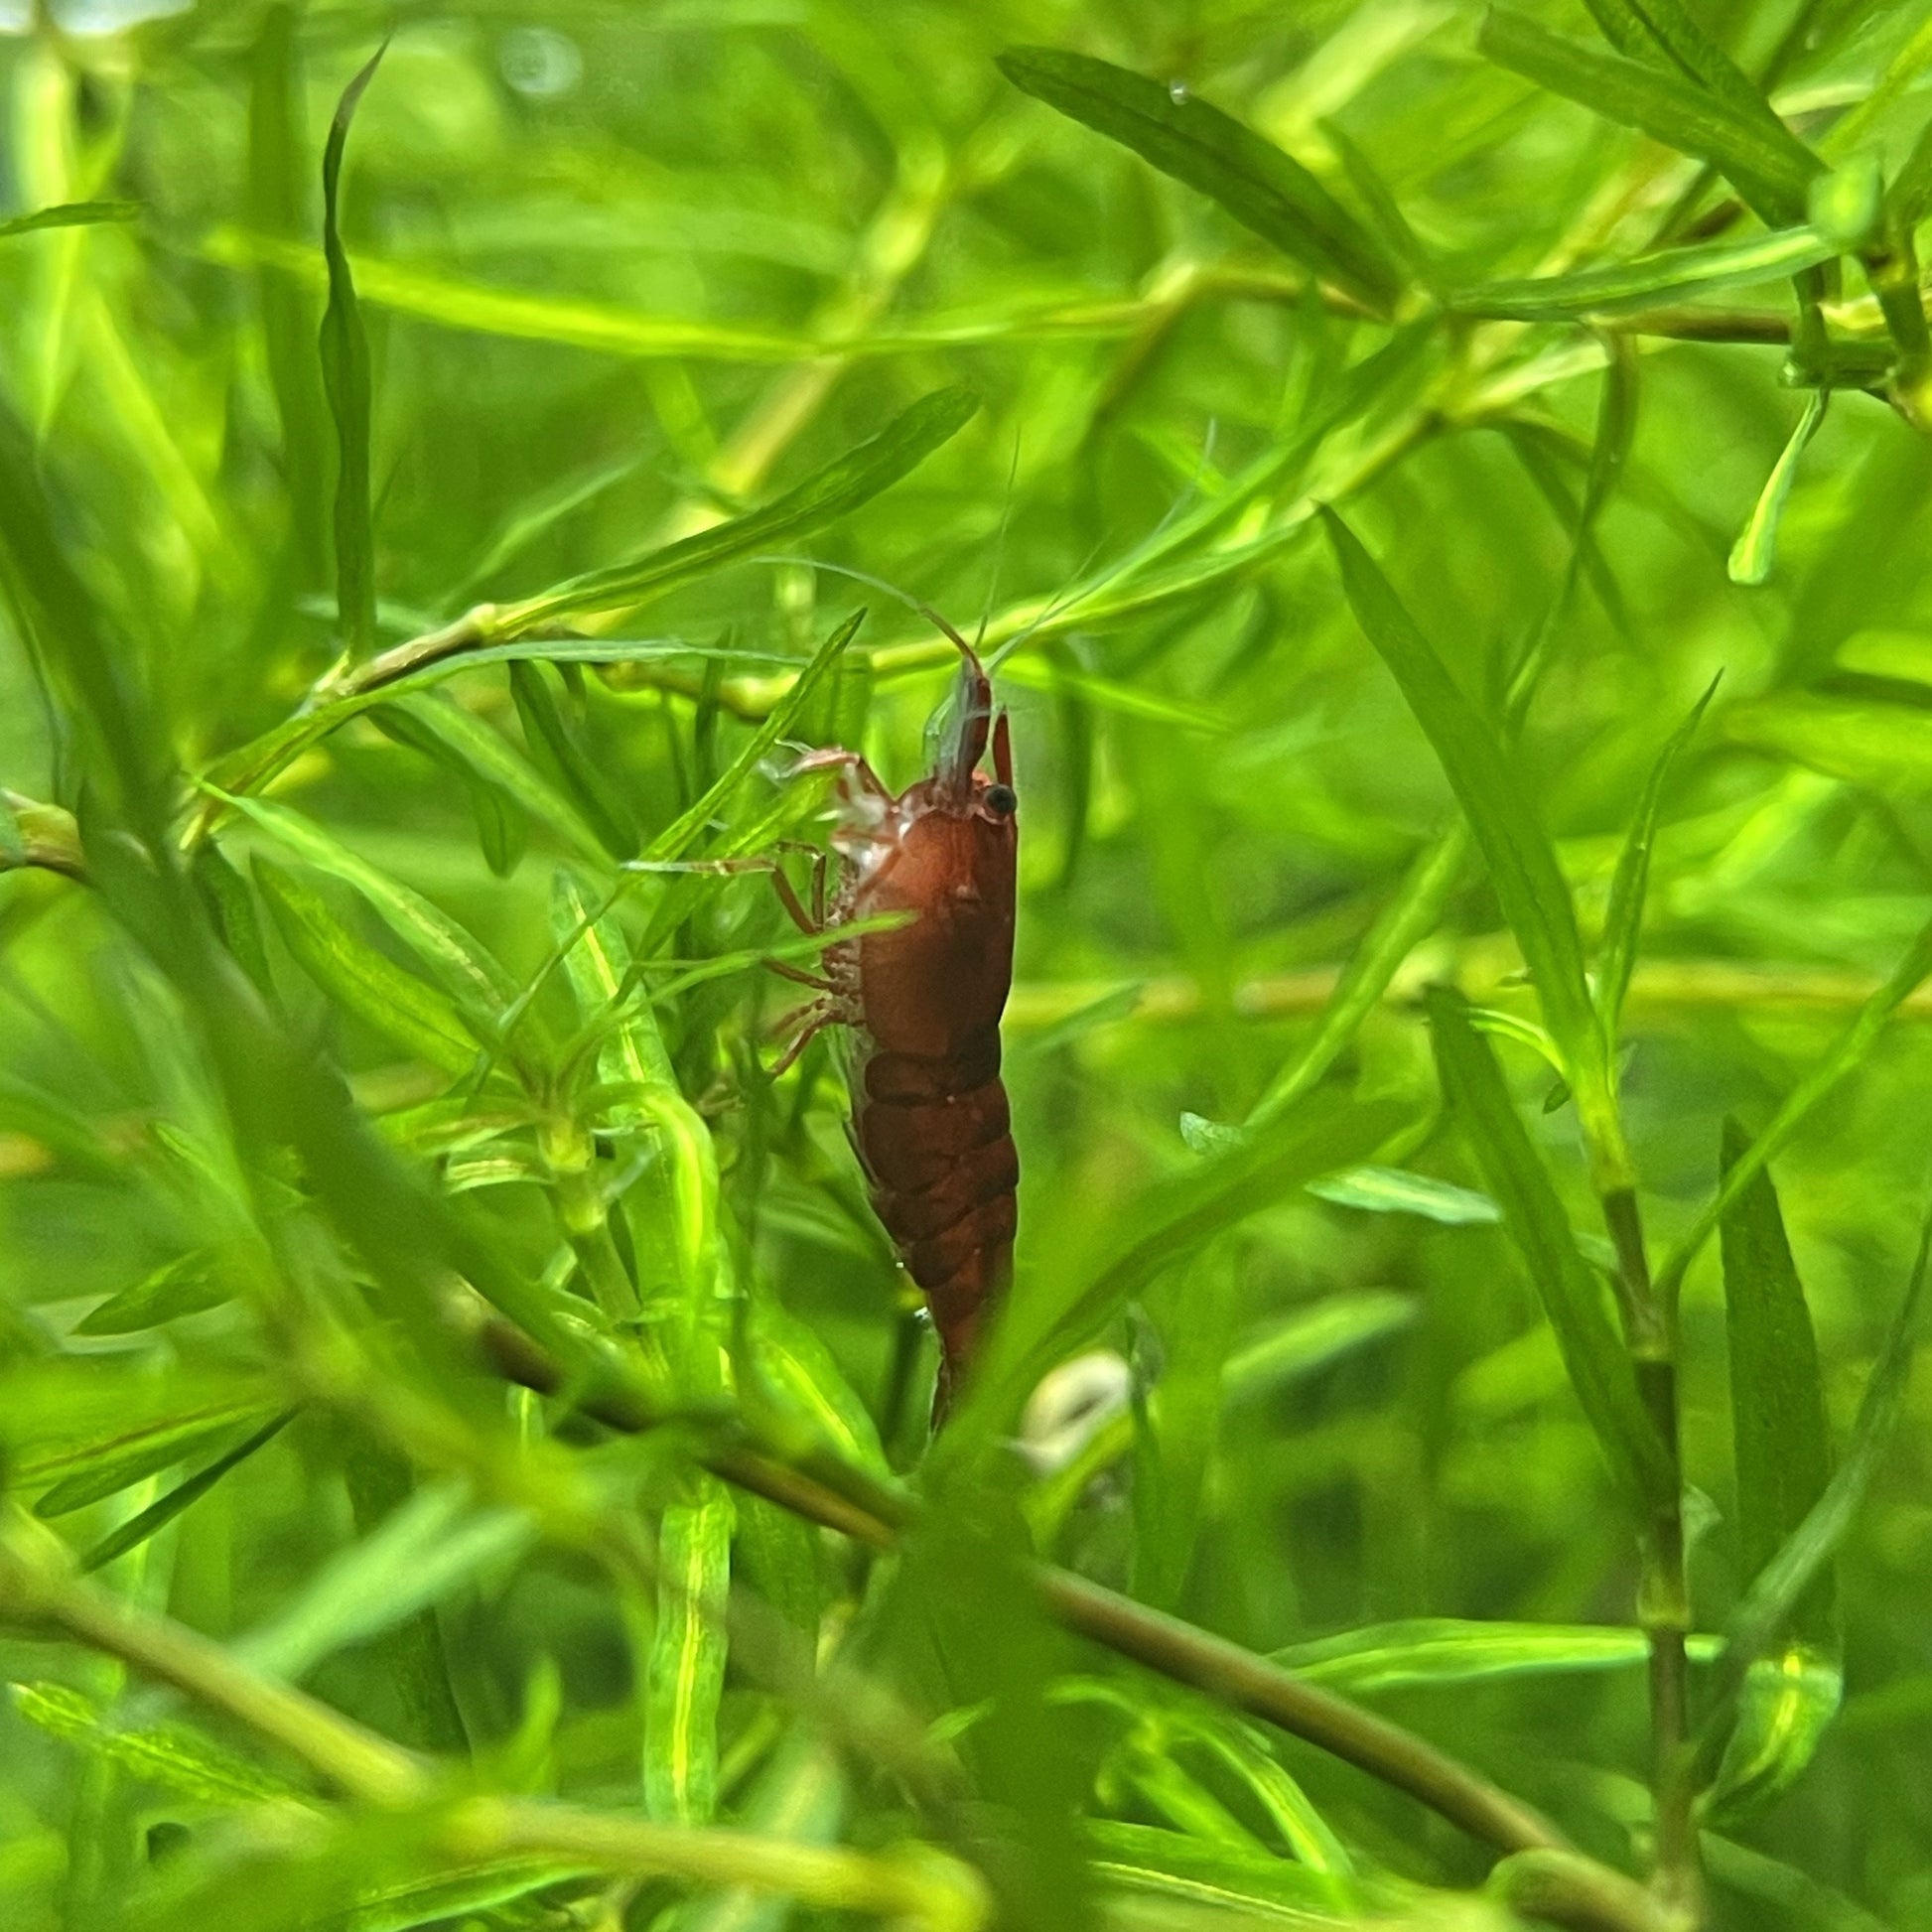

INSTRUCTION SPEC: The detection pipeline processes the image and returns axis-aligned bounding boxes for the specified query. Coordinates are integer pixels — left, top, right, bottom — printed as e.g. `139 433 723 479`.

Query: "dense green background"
2 0 1930 1927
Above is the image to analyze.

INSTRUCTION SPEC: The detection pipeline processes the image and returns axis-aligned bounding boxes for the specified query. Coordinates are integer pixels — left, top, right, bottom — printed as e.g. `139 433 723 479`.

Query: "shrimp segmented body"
779 630 1018 1419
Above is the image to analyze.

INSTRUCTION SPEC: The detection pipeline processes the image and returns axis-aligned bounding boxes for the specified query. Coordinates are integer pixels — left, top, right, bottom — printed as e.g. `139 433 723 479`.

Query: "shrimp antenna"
976 428 1024 656
983 420 1221 675
752 555 981 670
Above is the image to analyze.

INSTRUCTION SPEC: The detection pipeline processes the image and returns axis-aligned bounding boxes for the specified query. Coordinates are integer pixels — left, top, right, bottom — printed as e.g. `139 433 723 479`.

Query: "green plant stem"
457 1798 987 1930
459 1300 1577 1863
0 1507 430 1807
1598 1186 1698 1916
1 1509 984 1930
1032 1568 1571 1858
1491 1849 1693 1932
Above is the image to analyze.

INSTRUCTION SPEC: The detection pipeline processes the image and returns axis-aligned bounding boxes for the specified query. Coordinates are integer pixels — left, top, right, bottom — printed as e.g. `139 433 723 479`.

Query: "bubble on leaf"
500 25 583 99
1168 79 1190 103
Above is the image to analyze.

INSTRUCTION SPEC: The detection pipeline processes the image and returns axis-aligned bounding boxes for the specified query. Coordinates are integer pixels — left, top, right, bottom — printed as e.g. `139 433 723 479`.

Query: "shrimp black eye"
985 783 1017 816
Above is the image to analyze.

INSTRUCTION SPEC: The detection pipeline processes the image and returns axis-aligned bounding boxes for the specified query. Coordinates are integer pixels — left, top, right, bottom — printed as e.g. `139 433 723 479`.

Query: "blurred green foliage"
2 0 1932 1927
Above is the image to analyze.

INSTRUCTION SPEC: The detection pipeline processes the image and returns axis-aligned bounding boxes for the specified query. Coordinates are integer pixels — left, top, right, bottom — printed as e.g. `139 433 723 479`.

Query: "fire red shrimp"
770 621 1019 1421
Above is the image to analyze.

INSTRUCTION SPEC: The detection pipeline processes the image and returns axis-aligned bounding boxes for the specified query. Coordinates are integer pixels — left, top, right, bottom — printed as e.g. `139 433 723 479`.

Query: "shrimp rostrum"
778 621 1019 1421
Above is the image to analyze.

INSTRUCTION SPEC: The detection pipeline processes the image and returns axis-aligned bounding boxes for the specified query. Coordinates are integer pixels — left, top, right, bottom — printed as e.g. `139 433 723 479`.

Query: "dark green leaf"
996 47 1402 315
508 659 638 860
1715 1201 1929 1695
1321 509 1605 1104
1597 676 1719 1034
1578 0 1791 136
254 855 483 1077
502 386 978 630
31 1404 274 1517
319 44 386 661
78 1412 295 1572
1720 1118 1834 1644
1428 988 1668 1507
1479 10 1822 223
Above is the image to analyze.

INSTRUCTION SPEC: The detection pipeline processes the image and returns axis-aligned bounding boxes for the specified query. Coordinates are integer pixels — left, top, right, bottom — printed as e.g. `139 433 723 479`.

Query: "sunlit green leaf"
645 1478 734 1826
1308 1165 1501 1225
1451 226 1834 322
1729 391 1830 587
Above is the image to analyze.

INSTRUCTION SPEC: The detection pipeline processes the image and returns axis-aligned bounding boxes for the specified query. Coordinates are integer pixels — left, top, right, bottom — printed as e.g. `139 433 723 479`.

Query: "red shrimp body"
833 770 1017 1406
793 646 1019 1419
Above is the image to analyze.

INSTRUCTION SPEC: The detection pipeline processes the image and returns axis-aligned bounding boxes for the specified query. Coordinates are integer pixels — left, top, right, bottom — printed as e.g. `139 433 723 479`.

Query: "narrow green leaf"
554 873 719 1340
1725 689 1932 788
1223 1291 1418 1401
1321 509 1603 1095
389 690 603 863
369 701 528 878
1450 225 1835 322
207 222 812 362
1275 1617 1721 1692
1706 1646 1842 1824
1082 1822 1341 1921
1715 1202 1929 1696
996 47 1402 315
9 1682 299 1806
1246 826 1470 1132
643 606 868 863
202 637 785 809
1888 107 1932 230
745 1298 894 1479
255 856 483 1077
1728 390 1830 586
1427 988 1668 1507
1132 1245 1239 1611
319 44 385 661
221 790 515 1015
645 1477 734 1825
79 1412 295 1572
985 1091 1406 1402
193 841 278 1002
1478 10 1822 223
0 201 138 241
1720 1119 1833 1644
1597 677 1719 1034
74 1252 232 1336
248 1 327 585
502 387 977 631
236 1479 533 1683
508 659 639 859
1578 0 1791 137
1657 904 1932 1303
1308 1165 1501 1225
31 1404 273 1517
